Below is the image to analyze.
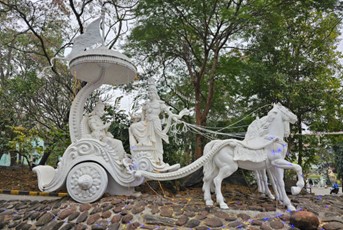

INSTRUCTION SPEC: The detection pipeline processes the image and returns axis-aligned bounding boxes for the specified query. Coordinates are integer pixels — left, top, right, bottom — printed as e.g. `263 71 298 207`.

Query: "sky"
338 36 343 63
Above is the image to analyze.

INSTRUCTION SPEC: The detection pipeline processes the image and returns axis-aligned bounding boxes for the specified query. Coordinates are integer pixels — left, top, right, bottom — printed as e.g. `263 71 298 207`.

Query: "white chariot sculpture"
33 13 303 210
33 13 144 203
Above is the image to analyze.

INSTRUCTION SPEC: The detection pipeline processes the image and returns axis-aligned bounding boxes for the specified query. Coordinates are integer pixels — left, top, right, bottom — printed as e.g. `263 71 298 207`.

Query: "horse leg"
213 156 238 209
202 180 213 206
271 159 302 211
267 168 280 201
268 166 284 206
203 141 220 206
259 169 275 200
203 168 217 206
269 162 296 211
255 170 263 193
272 158 304 194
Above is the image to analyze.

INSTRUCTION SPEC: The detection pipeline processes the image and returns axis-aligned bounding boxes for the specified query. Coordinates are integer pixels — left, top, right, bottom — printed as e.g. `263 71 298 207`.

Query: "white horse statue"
202 103 304 211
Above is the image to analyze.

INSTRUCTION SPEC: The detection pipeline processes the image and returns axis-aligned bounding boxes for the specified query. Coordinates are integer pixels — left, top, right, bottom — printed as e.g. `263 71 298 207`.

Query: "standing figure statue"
129 83 189 169
88 101 126 161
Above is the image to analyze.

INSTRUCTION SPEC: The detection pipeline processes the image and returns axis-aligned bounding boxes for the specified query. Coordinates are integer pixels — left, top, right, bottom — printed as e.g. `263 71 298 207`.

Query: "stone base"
106 176 136 196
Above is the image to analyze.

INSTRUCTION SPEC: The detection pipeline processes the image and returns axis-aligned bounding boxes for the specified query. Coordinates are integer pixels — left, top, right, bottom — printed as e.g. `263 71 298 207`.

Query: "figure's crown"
147 79 157 93
94 101 105 110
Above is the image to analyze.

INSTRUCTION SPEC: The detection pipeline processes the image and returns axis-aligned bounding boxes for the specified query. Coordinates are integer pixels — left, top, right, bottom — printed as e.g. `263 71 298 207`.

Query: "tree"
0 0 73 164
0 0 138 165
127 0 273 159
127 0 343 162
240 0 343 169
7 126 43 169
0 107 15 161
333 143 343 189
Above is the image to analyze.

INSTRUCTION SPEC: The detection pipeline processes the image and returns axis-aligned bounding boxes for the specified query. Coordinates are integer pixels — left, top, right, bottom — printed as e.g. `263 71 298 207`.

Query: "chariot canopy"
67 15 104 60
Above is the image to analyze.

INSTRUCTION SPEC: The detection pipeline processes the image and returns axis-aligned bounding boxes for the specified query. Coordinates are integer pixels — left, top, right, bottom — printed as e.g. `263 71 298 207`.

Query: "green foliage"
163 124 194 166
0 0 342 172
106 105 131 153
127 0 343 165
0 110 13 154
7 125 43 169
332 142 343 182
44 127 71 166
0 0 140 165
127 0 276 157
239 0 343 169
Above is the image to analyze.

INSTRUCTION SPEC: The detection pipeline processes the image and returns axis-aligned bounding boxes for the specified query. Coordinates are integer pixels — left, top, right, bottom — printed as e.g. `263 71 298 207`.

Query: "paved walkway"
0 193 60 201
311 186 342 196
0 187 343 229
1 186 340 201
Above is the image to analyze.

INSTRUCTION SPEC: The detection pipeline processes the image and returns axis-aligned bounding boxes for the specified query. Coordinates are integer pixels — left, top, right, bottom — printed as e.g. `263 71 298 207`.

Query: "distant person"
330 182 339 194
308 179 313 193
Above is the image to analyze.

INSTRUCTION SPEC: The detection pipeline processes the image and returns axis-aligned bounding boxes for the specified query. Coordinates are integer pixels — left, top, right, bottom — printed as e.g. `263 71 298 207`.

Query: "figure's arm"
103 121 111 130
160 102 177 119
89 116 111 131
161 102 189 121
141 103 148 121
160 101 189 134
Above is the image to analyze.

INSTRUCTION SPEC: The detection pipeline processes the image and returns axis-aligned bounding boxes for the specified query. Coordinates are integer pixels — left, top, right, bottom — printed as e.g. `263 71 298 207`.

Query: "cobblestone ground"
0 187 342 230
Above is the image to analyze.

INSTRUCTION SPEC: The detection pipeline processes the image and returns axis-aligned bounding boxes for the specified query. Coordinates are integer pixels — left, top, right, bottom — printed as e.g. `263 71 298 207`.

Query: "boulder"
290 211 319 230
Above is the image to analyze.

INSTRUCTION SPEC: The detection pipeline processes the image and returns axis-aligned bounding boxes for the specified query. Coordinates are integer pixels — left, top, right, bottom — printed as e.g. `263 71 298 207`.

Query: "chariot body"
33 15 185 203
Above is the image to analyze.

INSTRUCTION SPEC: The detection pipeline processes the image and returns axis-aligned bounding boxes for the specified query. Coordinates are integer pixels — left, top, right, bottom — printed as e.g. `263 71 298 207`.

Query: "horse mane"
244 109 278 140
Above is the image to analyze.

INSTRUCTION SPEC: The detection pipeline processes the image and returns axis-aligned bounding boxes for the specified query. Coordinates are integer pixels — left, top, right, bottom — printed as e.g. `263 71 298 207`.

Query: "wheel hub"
77 175 93 190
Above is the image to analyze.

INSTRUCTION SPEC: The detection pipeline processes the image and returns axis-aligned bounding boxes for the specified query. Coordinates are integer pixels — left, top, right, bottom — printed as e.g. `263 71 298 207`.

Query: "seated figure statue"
88 101 126 161
129 83 188 167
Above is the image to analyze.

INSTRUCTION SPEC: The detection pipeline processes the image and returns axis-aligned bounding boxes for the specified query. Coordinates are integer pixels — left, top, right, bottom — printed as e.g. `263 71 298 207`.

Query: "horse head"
271 103 297 138
273 103 297 124
244 103 297 140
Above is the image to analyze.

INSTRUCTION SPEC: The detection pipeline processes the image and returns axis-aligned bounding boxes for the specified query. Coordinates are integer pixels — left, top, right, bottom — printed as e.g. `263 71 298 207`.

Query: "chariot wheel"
66 162 108 203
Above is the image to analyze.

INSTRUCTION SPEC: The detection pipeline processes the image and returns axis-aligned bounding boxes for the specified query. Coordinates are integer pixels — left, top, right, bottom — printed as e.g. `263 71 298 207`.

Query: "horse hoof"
287 205 296 211
268 195 275 200
220 204 229 209
291 186 301 195
205 200 214 206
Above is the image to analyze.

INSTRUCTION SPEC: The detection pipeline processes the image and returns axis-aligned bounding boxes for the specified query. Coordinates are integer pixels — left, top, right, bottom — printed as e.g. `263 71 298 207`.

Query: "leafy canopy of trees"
0 0 137 165
240 0 343 171
0 0 342 179
127 0 343 168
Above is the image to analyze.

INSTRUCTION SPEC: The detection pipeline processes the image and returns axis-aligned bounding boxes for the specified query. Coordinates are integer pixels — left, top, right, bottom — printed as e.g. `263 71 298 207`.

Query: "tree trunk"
194 133 204 159
10 151 17 166
191 52 217 159
38 150 51 165
193 73 203 159
22 154 33 170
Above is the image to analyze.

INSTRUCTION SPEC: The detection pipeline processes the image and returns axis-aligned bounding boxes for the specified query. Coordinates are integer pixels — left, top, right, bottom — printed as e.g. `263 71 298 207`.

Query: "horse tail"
203 140 220 182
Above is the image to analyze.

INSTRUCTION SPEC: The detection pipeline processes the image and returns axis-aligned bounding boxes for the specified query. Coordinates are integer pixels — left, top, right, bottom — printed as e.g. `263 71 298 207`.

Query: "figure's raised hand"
104 121 112 129
181 108 190 116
